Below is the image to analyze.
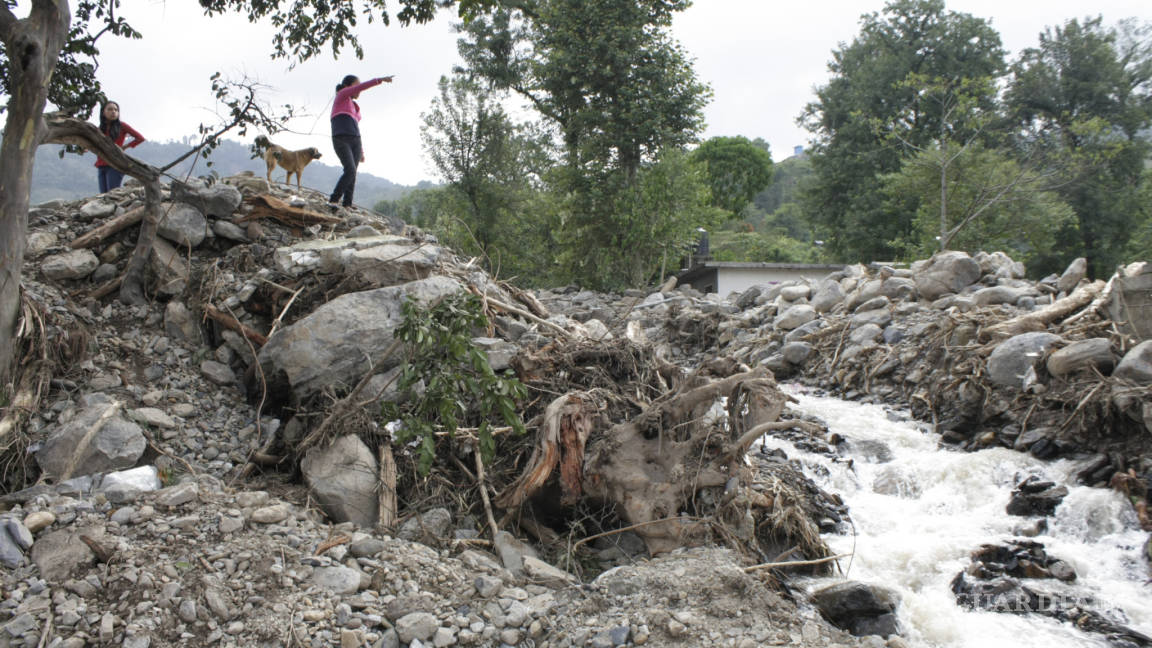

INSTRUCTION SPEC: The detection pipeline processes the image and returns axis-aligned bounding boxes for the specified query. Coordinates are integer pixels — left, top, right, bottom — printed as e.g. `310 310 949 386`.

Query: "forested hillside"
28 138 428 206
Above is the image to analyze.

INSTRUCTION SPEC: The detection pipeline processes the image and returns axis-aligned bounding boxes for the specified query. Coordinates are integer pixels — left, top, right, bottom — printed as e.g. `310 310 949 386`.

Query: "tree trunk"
41 115 163 305
0 0 71 386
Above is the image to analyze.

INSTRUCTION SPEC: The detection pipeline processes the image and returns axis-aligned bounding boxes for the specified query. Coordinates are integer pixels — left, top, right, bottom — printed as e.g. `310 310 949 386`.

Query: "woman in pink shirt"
329 74 393 209
95 101 145 193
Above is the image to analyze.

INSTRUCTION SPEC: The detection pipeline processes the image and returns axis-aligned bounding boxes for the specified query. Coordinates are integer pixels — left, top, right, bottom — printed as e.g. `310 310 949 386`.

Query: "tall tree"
420 74 552 273
1005 16 1152 277
689 136 774 217
456 0 711 288
0 0 496 386
799 0 1004 262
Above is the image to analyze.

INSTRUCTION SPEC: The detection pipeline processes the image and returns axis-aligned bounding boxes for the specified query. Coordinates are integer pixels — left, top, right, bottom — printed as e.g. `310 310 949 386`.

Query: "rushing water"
769 384 1152 648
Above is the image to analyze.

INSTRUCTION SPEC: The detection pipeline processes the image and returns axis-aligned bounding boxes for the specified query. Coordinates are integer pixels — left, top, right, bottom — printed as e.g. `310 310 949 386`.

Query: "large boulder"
1114 340 1152 384
810 280 845 313
1057 257 1087 293
41 249 99 280
913 251 982 300
1046 338 1114 377
258 276 463 400
35 397 146 481
773 304 817 331
170 179 243 218
986 332 1063 388
157 202 208 248
301 435 379 528
810 580 900 638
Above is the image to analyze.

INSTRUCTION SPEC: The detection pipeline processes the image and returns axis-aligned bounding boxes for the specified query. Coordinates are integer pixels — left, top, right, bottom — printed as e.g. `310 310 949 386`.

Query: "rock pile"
6 170 1150 647
7 174 883 648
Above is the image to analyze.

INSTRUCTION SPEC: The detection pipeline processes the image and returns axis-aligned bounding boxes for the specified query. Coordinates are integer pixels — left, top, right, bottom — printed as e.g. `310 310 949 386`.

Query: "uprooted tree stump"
497 353 832 564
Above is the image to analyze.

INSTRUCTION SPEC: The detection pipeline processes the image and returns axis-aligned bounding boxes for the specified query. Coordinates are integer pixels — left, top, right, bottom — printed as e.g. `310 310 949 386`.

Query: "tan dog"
256 136 322 188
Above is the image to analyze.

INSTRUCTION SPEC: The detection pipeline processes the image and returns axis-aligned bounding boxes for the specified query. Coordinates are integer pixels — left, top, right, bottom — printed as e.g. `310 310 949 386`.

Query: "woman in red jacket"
95 101 145 193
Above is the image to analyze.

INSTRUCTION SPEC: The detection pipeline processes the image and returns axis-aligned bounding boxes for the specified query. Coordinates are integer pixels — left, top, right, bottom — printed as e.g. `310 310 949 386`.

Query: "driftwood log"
497 361 829 560
239 194 342 227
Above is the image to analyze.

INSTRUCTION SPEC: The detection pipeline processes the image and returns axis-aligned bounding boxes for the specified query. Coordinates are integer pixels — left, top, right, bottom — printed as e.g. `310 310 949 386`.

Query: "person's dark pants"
98 166 124 193
330 135 363 207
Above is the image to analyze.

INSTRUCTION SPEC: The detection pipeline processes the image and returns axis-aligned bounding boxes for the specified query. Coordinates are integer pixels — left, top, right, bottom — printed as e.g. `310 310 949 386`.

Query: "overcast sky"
84 0 1152 187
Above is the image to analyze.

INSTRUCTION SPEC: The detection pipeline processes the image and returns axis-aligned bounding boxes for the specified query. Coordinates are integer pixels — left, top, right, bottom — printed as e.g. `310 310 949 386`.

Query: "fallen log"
204 304 268 347
981 280 1105 343
70 206 146 249
239 194 343 227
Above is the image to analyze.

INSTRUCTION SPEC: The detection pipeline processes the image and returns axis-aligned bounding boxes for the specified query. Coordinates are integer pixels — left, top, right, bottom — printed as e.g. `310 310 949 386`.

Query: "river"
770 384 1152 648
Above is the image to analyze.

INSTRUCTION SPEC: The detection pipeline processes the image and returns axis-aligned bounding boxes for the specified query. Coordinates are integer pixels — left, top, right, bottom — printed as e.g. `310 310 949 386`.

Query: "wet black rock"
1006 476 1069 517
810 580 901 638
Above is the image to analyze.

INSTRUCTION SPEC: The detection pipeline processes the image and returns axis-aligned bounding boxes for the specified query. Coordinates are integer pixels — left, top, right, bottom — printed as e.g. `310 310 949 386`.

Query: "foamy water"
770 385 1152 648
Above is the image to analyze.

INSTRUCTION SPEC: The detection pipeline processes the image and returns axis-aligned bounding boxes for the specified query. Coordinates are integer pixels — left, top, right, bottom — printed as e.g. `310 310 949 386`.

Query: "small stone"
23 511 55 533
249 503 290 524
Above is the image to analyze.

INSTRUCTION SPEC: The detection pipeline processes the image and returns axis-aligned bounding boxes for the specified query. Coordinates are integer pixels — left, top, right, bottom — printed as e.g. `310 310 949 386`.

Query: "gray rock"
779 284 811 301
0 525 25 568
472 337 519 371
784 319 825 342
211 219 249 242
734 286 763 309
397 508 453 543
781 342 813 365
164 300 201 344
26 231 59 256
774 304 817 331
349 537 389 558
312 566 363 595
849 323 883 345
850 308 892 328
810 280 844 313
200 360 236 385
879 277 917 301
3 519 33 550
154 482 199 507
80 198 118 218
91 263 118 283
396 612 439 643
36 401 146 481
1046 338 1114 377
1057 257 1087 293
913 251 981 300
258 276 463 400
41 249 99 280
986 332 1063 388
157 202 208 248
301 435 379 528
150 237 190 295
854 296 890 313
1114 341 1152 384
494 531 539 577
170 180 243 218
30 526 107 582
972 285 1030 306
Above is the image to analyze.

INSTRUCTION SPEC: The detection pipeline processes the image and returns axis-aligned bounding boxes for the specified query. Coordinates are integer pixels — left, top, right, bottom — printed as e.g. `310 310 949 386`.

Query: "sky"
81 0 1152 186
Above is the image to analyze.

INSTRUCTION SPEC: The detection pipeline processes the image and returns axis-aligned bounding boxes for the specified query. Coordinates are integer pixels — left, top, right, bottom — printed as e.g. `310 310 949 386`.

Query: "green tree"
799 0 1005 262
882 142 1074 267
554 151 725 287
420 74 550 266
456 0 711 288
689 136 774 217
1005 16 1152 277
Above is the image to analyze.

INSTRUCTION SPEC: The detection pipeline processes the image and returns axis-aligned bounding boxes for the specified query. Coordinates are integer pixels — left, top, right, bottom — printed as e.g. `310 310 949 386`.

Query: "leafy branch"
381 292 526 474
